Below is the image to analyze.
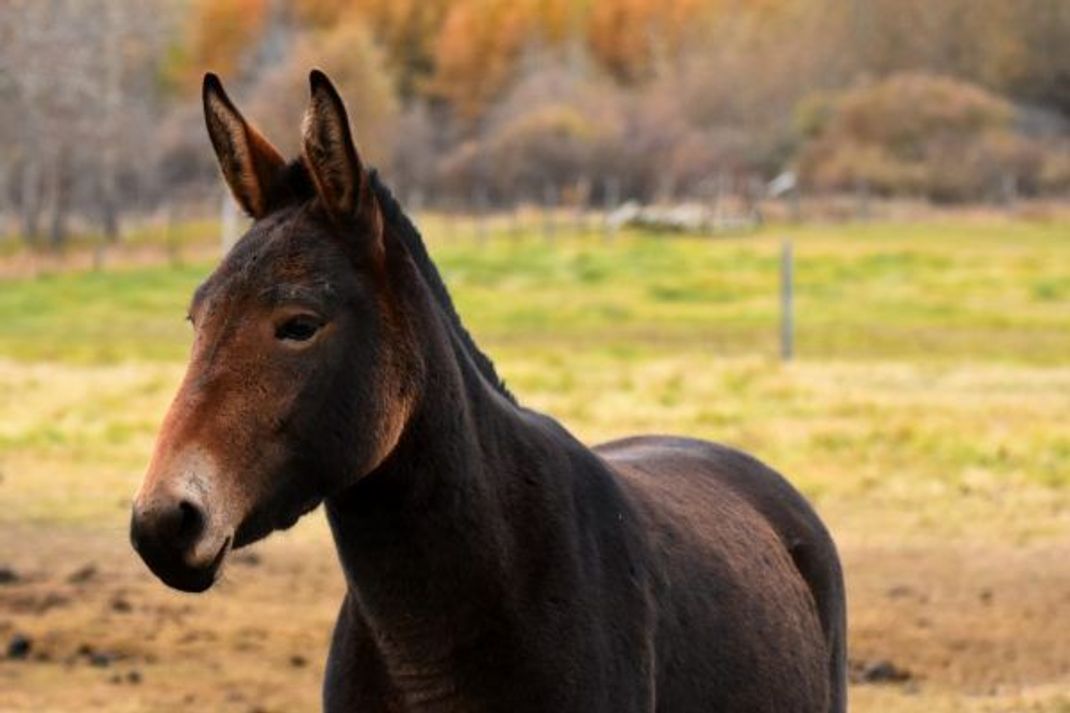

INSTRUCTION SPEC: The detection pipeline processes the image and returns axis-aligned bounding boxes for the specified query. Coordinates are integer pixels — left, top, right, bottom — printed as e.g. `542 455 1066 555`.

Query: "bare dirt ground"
1 520 1068 712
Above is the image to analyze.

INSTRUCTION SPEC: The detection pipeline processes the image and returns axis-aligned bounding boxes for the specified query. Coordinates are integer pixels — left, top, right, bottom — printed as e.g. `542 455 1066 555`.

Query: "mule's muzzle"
130 496 229 593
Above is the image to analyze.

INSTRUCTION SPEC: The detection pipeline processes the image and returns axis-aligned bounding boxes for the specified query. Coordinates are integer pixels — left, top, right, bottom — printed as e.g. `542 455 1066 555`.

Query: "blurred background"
0 1 1067 711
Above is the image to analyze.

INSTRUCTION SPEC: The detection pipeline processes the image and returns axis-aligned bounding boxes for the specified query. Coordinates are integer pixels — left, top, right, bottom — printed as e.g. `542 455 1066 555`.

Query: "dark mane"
369 172 516 405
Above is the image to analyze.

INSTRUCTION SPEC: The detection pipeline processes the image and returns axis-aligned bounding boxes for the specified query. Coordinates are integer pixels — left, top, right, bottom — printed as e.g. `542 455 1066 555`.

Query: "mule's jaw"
232 492 323 549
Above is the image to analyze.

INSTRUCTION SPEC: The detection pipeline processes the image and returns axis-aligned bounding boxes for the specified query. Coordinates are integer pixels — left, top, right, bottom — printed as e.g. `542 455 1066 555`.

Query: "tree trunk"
100 0 123 243
47 151 68 249
100 182 119 241
20 159 42 244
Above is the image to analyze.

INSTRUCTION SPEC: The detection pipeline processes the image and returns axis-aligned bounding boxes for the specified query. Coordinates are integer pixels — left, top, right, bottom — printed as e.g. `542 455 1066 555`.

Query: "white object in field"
767 171 797 198
608 201 757 233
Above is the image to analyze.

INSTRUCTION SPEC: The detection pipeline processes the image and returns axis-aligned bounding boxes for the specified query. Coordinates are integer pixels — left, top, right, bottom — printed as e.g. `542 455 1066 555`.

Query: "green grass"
0 265 203 362
0 219 1067 364
437 221 1070 364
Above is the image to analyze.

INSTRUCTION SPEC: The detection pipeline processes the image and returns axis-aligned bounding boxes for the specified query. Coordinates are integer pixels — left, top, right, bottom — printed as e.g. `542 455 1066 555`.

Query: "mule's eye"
276 315 322 342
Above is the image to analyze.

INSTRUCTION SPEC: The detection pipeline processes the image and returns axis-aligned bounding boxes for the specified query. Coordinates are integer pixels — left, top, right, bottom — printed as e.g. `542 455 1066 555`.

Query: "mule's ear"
202 73 286 219
302 69 377 225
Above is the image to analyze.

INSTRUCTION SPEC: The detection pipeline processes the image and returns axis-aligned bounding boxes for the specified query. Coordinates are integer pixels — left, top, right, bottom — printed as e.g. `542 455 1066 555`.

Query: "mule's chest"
323 602 653 713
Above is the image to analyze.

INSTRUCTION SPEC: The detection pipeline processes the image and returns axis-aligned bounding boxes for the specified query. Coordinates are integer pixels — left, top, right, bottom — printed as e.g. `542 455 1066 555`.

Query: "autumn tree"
246 20 399 167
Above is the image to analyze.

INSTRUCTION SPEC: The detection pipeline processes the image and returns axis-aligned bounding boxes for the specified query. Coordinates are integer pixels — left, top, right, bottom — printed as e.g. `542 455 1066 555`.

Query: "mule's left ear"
302 70 378 229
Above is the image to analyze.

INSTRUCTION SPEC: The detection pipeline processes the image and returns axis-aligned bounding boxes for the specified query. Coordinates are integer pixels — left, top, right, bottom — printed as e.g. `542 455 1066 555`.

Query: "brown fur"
131 71 846 712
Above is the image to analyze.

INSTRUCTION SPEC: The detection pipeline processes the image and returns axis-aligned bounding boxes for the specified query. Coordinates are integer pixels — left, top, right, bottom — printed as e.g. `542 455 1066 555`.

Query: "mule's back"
597 435 846 713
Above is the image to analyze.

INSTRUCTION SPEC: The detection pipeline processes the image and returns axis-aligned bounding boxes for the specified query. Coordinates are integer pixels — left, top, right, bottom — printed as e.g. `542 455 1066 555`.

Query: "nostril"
174 500 205 546
131 497 207 559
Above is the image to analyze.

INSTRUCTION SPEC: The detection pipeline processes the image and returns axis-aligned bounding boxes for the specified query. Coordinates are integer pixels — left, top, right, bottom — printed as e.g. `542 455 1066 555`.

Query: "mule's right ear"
202 73 286 219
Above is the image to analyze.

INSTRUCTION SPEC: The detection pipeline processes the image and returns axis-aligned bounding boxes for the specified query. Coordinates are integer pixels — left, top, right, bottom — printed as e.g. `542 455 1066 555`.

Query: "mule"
131 70 846 712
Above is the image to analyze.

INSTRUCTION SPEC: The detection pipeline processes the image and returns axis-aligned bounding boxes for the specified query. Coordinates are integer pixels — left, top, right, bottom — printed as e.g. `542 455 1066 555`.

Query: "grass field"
1 217 1068 711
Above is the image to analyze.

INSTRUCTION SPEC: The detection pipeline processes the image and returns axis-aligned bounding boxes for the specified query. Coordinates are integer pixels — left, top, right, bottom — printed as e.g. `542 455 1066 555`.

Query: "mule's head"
131 71 423 592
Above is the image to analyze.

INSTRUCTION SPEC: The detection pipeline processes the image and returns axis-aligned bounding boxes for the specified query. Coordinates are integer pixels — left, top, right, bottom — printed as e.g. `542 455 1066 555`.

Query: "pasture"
1 217 1068 711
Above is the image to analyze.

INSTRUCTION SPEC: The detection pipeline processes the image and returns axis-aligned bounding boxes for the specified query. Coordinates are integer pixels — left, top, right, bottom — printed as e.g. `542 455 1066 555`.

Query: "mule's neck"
324 288 540 676
326 318 522 532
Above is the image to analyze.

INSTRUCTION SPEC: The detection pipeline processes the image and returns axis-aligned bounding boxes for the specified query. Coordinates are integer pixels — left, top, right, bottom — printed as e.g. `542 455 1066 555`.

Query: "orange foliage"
289 0 452 97
172 0 1047 127
173 0 723 109
291 0 352 27
587 0 713 81
177 0 269 90
431 1 534 119
429 0 716 116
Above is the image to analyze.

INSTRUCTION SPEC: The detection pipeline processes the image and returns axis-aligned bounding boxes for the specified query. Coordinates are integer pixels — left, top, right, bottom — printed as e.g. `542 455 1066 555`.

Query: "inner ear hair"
301 70 373 221
203 73 285 219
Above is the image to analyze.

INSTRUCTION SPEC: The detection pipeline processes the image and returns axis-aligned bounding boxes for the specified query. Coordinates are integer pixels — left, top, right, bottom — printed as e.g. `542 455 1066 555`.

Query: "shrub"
434 57 625 203
795 73 1069 202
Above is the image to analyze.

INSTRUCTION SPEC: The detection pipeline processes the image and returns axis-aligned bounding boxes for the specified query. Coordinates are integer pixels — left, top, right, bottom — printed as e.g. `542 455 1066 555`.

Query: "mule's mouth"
137 535 231 594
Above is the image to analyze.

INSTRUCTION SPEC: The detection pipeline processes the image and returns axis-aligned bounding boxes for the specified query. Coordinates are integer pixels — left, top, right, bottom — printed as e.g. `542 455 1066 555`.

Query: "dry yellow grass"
2 354 1067 541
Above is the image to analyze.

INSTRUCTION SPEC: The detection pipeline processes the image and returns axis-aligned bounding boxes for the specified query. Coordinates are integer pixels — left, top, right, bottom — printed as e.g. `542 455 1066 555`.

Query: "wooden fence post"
574 177 591 235
473 186 489 246
509 201 522 241
165 203 181 267
603 177 620 242
542 182 557 242
854 178 870 222
444 198 457 242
